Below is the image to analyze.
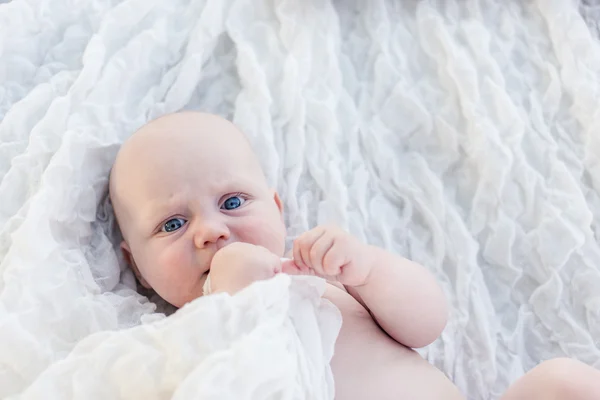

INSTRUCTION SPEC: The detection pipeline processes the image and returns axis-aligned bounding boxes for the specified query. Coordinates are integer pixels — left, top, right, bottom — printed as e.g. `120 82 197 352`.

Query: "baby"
109 112 600 399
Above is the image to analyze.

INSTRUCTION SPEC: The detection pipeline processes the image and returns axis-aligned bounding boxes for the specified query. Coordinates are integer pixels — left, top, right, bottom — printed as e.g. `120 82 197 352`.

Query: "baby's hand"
208 242 282 294
287 225 372 287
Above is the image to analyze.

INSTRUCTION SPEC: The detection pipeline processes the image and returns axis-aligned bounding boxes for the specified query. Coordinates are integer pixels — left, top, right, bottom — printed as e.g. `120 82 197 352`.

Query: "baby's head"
109 112 286 307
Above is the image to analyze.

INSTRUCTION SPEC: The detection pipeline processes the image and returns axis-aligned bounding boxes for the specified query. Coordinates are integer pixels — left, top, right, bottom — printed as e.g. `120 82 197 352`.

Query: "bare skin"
109 112 600 400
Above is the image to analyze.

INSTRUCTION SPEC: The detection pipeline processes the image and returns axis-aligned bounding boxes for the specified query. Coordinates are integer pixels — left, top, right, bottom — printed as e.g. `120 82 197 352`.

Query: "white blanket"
11 275 341 400
1 0 600 399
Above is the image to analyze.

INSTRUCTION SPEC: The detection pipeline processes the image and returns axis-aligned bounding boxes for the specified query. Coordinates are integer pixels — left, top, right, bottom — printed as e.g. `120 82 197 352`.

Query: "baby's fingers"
293 227 325 269
307 233 335 277
322 241 348 276
281 258 314 276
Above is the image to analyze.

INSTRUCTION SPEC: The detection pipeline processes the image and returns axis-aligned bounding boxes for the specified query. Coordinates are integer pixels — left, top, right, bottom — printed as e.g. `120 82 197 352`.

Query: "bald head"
109 112 267 240
108 112 286 306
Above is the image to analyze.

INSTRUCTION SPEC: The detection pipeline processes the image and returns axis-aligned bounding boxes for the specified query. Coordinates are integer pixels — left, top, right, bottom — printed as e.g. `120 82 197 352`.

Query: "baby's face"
110 113 286 307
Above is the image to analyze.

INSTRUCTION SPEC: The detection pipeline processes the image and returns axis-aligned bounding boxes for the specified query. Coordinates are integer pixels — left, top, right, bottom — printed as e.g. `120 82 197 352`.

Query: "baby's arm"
289 226 448 348
344 246 448 348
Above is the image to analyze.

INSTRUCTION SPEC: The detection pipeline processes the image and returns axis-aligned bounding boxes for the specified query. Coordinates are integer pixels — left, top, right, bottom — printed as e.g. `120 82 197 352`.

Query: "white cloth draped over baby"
1 0 600 399
12 275 341 400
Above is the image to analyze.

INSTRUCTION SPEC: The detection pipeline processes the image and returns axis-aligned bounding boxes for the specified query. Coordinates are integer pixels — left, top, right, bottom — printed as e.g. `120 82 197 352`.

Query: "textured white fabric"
13 275 341 400
1 0 600 399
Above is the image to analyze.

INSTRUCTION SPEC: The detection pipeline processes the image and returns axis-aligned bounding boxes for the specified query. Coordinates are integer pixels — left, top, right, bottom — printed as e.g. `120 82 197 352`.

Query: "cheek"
154 242 192 277
236 214 286 255
140 240 202 306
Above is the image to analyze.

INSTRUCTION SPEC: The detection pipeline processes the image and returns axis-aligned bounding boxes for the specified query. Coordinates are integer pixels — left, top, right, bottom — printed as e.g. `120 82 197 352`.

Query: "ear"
121 241 151 289
272 189 284 216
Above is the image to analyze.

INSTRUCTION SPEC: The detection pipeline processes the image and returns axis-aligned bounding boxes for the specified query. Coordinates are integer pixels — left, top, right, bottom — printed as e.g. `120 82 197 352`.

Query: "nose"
193 219 230 249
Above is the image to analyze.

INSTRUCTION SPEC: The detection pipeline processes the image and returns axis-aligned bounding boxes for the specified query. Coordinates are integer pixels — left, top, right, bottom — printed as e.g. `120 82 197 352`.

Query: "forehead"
113 118 266 205
110 113 271 239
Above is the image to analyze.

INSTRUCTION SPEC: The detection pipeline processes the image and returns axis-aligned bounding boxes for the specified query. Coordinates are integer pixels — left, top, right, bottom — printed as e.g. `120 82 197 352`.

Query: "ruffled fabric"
12 275 340 400
1 0 600 399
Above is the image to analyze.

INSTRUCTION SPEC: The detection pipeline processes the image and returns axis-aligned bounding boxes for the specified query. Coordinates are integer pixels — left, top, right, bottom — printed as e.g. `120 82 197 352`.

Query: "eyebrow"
137 194 188 234
133 177 258 234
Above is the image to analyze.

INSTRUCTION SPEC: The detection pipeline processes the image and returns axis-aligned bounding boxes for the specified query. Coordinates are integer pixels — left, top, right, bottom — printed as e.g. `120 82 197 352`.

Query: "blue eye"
162 217 186 233
222 196 245 210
